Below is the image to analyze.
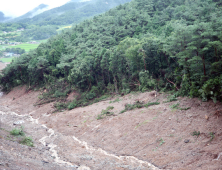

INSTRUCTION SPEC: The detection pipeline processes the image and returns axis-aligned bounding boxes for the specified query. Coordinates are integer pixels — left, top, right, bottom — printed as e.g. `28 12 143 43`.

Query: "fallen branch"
166 78 179 91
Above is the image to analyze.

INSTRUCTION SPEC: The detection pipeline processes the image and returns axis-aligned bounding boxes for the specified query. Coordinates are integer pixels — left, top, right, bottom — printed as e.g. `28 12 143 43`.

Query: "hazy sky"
0 0 71 17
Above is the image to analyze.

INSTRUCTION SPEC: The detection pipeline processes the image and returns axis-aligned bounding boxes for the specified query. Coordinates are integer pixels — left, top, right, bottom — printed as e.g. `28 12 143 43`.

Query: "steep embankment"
0 86 222 169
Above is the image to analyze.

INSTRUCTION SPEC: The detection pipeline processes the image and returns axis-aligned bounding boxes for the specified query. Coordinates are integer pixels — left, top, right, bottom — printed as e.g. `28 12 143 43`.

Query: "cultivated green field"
57 25 72 32
0 45 5 50
10 43 39 52
38 39 48 43
0 57 13 62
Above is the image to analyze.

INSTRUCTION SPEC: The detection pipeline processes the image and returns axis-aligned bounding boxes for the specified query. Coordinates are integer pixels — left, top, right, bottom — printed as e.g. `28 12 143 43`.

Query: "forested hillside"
1 0 222 109
2 0 132 41
12 0 132 26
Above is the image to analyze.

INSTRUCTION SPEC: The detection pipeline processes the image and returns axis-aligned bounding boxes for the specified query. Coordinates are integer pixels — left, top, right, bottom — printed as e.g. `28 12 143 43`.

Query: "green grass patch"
191 131 200 137
0 45 6 50
57 25 72 32
97 106 114 120
209 132 215 141
163 95 178 103
53 102 68 112
109 97 121 103
120 100 160 114
170 103 180 109
9 126 34 147
144 101 160 107
10 127 25 136
135 120 150 129
120 101 144 113
179 107 191 110
159 138 165 146
169 103 191 110
19 137 34 147
10 43 39 52
93 95 110 103
0 57 13 62
37 39 48 43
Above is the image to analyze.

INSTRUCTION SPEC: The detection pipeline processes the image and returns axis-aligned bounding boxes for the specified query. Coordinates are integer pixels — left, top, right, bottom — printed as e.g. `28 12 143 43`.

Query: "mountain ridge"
0 11 12 22
11 4 49 22
12 0 131 26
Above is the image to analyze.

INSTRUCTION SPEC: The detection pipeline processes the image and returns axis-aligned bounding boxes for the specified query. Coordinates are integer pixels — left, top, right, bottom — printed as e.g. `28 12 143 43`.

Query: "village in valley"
0 28 40 63
0 23 71 64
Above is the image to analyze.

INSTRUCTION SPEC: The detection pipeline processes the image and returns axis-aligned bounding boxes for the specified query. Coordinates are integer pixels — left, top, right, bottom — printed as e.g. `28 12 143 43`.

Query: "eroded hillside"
0 87 222 169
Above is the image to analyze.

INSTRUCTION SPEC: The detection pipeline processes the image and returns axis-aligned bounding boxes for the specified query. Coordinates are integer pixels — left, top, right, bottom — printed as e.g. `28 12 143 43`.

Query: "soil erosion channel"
0 86 222 169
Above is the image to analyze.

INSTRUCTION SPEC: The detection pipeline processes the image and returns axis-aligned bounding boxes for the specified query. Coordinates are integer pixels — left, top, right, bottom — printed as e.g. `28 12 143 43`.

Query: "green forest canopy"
0 0 132 41
0 0 222 107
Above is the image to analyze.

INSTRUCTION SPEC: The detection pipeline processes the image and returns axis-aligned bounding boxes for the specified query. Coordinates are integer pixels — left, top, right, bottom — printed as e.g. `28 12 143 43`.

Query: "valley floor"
0 86 222 170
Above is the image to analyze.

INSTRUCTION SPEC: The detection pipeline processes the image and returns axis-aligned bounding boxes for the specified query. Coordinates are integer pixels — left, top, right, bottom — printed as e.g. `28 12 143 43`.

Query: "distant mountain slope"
13 0 132 26
12 4 49 22
0 11 11 22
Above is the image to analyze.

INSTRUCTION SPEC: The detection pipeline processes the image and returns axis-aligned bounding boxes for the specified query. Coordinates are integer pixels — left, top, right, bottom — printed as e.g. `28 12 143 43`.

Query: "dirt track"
0 62 8 71
0 86 222 169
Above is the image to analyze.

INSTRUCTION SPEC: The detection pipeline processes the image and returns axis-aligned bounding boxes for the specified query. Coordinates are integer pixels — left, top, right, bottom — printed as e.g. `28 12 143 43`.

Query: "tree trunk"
143 51 147 70
215 47 218 62
202 55 206 76
164 52 170 67
114 76 118 94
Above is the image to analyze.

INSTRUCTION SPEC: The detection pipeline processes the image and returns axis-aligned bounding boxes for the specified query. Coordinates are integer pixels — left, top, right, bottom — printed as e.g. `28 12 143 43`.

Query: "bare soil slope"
0 62 7 71
0 86 222 169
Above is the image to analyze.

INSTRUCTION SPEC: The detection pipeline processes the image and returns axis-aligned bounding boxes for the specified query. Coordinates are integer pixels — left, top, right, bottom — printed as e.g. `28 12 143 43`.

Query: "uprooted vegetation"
34 78 113 112
97 106 115 120
120 100 160 114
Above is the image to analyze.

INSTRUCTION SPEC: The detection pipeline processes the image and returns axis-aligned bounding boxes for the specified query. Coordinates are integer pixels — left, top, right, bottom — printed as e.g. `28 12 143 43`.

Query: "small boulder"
13 120 24 125
184 139 190 143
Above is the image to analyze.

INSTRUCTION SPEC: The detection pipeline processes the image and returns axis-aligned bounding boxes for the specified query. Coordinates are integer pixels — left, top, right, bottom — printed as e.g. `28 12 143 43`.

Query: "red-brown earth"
0 86 222 170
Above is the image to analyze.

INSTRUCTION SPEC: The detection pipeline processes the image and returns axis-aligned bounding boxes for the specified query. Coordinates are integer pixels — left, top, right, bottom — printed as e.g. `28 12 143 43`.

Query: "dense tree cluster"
0 23 27 32
1 0 222 103
4 48 25 55
19 26 58 40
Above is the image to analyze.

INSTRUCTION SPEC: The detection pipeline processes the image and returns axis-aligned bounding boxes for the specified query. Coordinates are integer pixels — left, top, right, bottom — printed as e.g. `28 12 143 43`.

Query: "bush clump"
97 106 114 120
10 127 25 136
19 137 34 147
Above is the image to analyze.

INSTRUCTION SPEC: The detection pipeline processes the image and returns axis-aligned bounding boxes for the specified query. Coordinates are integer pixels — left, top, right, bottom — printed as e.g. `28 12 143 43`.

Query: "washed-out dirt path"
0 86 222 170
